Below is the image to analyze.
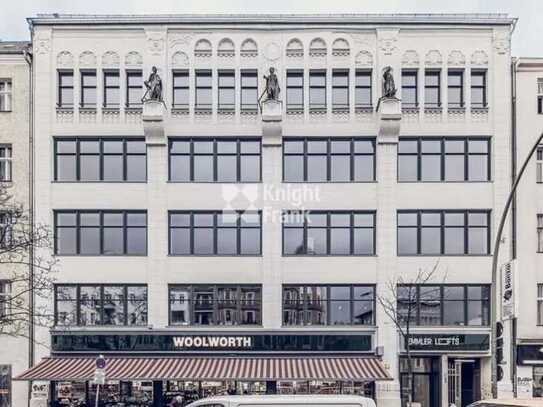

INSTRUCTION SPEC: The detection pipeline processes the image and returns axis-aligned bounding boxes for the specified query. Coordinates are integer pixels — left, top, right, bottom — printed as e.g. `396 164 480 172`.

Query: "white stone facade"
28 14 516 407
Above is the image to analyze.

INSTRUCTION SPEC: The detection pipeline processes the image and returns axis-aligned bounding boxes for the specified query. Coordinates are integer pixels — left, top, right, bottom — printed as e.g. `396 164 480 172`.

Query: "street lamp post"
491 132 543 398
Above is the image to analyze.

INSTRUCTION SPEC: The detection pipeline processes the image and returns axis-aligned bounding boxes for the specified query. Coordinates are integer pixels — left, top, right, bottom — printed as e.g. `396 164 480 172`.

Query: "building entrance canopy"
16 356 392 382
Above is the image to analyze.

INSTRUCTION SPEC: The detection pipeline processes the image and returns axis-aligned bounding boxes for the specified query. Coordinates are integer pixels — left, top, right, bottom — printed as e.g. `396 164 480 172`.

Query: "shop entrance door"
448 359 480 407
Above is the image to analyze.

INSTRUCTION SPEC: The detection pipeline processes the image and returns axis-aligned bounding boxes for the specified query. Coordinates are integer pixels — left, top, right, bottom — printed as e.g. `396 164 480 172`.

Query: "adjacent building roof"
0 41 30 54
27 13 517 27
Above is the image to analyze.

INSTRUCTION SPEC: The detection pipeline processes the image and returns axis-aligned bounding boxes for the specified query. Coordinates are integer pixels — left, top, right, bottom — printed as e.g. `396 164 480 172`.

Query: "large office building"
11 12 521 407
0 41 31 407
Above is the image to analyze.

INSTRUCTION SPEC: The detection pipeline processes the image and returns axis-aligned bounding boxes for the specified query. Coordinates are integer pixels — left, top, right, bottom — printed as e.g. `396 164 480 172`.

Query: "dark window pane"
331 155 350 181
468 228 487 254
240 156 260 182
56 156 77 181
307 141 327 154
217 156 237 182
307 156 327 181
127 228 146 254
57 228 77 254
170 156 191 181
468 155 488 181
353 228 373 255
421 227 441 254
80 227 100 255
170 228 190 254
217 228 237 254
445 155 465 181
194 228 214 254
284 228 304 254
354 155 374 181
330 228 350 254
398 155 418 181
80 156 100 181
241 228 261 255
284 156 304 182
444 228 464 254
193 156 214 181
103 155 123 181
194 214 214 227
307 228 327 254
126 155 146 181
421 155 441 181
398 228 417 254
103 228 124 254
330 301 350 325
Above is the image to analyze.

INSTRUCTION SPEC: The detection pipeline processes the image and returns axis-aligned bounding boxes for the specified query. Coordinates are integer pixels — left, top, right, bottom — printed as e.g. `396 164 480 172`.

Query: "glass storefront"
534 367 543 397
399 357 440 407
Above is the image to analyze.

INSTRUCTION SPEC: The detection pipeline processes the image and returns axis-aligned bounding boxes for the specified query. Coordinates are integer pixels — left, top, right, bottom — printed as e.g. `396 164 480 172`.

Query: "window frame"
0 364 11 407
168 210 262 256
282 137 376 183
0 79 12 112
0 212 12 249
309 69 327 110
355 70 372 108
332 69 349 110
397 284 490 326
240 69 258 111
470 70 487 108
537 214 543 253
538 284 543 326
282 210 376 256
172 70 189 110
0 281 11 321
54 210 148 256
286 70 304 111
397 137 491 182
103 69 120 109
397 210 491 256
125 70 143 108
168 284 262 326
424 70 441 108
57 70 74 109
195 69 212 111
53 137 147 183
448 70 464 108
282 284 376 326
217 70 235 111
168 138 262 183
80 69 97 109
401 70 418 108
54 283 148 327
0 145 12 182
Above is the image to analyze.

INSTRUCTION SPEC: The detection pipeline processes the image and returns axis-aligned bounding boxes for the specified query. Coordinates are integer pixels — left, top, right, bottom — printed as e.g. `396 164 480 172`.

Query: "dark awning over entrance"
16 356 392 382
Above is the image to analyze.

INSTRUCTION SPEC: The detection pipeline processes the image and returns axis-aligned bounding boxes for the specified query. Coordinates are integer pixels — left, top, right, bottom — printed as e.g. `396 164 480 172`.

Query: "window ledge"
241 108 258 115
424 106 442 114
471 106 489 113
56 106 74 112
102 107 120 112
195 108 212 115
79 107 97 113
309 107 327 114
217 108 235 115
355 106 373 114
171 107 189 115
401 106 419 114
0 110 12 113
332 106 350 114
286 108 304 114
125 107 143 113
448 106 466 113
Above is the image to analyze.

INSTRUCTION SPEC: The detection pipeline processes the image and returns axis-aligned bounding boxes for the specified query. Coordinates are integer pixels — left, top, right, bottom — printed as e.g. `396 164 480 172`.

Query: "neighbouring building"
0 41 32 407
18 13 517 407
512 57 543 399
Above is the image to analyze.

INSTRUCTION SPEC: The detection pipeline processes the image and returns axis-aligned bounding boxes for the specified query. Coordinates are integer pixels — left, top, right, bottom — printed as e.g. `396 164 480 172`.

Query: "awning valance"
16 356 392 382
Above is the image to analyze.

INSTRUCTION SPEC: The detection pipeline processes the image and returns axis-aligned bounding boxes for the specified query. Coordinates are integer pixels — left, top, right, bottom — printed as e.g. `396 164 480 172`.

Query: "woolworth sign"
173 336 253 349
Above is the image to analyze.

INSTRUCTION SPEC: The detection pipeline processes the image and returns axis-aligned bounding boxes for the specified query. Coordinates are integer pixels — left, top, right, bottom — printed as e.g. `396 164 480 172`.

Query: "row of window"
53 283 490 327
53 209 491 256
53 137 492 183
56 68 487 111
0 80 11 112
0 145 11 182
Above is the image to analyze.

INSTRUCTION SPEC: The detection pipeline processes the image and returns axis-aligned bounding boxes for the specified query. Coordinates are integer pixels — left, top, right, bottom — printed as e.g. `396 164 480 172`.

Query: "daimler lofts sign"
405 334 490 352
52 333 373 354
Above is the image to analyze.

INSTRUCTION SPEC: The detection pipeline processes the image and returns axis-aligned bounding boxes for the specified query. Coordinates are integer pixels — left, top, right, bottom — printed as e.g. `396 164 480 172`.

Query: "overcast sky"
1 0 542 56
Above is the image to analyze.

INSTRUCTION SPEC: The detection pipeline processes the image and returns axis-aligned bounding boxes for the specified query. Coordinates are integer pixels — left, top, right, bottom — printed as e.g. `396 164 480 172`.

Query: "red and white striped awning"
16 356 392 382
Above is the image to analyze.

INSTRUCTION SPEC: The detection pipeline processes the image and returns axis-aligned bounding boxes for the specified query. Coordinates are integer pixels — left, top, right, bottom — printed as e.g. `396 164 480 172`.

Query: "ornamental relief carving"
34 34 51 55
102 51 120 67
493 33 510 55
169 33 192 48
355 50 373 67
263 42 281 62
425 50 443 66
147 33 165 56
379 36 397 55
79 51 96 67
471 50 488 66
447 50 466 66
402 50 419 67
171 50 189 67
56 51 74 67
125 51 143 66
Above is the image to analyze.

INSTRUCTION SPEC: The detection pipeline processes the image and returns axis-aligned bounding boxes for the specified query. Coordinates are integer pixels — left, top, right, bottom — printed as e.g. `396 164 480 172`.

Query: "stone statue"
382 66 396 98
263 67 280 101
142 66 163 102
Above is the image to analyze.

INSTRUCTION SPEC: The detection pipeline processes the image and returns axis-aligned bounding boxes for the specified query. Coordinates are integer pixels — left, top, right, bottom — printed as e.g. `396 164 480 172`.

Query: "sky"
1 0 542 57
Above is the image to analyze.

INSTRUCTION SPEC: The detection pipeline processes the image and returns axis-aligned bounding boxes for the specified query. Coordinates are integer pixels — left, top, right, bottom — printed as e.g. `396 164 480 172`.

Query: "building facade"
0 41 31 407
21 13 516 407
512 57 543 399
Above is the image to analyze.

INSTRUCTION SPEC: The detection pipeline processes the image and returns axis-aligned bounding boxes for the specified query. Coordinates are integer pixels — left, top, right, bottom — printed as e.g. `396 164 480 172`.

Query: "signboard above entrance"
51 332 373 354
404 334 490 352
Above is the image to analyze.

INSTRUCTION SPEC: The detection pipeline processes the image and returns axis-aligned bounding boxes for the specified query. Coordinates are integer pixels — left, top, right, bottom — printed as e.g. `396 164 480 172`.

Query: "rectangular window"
537 215 543 252
58 71 74 108
195 70 212 110
448 70 464 108
355 70 372 108
471 70 487 108
54 210 147 256
0 213 12 249
538 284 543 325
397 285 490 326
169 284 262 326
241 70 258 111
398 137 490 182
0 281 11 321
402 70 418 108
80 70 97 108
286 70 304 110
283 138 375 183
54 138 146 182
538 79 543 114
283 211 375 256
172 70 189 109
0 80 12 112
538 148 543 183
126 70 142 108
332 70 349 109
397 210 490 255
169 211 261 256
169 138 261 183
0 146 12 182
309 70 326 109
218 70 235 110
0 365 10 407
55 284 147 326
103 70 120 108
283 285 375 326
424 70 441 107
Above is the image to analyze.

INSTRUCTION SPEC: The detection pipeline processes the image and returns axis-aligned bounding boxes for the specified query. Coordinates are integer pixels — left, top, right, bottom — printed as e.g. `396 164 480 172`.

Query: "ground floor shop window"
0 365 10 407
400 357 440 407
534 367 543 397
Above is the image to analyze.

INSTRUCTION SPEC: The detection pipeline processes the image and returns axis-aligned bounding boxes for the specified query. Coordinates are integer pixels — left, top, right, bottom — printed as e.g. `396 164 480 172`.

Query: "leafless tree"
377 262 442 407
0 183 57 340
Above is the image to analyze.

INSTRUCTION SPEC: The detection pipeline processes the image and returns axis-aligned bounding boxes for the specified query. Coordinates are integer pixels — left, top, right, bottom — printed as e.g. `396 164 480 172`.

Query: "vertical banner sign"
501 261 515 320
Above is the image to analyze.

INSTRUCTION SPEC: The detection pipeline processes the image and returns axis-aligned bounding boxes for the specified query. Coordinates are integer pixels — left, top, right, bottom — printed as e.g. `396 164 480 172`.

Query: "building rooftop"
0 41 30 54
28 13 517 27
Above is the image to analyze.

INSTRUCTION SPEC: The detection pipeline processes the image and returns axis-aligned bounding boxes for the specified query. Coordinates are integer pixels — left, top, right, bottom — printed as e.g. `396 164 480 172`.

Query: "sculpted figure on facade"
382 66 396 98
263 67 280 101
142 66 163 102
